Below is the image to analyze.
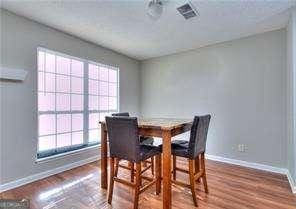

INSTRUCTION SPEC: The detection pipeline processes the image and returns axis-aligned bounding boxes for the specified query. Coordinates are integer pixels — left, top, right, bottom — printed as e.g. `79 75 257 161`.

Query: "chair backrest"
105 116 141 162
188 115 211 159
112 112 130 117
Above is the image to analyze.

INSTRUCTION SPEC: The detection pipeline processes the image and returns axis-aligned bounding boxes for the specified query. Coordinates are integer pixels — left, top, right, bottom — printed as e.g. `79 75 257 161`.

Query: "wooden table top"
138 118 192 130
100 118 193 130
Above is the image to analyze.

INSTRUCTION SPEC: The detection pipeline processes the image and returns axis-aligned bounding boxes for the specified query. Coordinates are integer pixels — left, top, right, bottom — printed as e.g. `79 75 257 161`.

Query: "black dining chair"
112 112 155 177
111 112 154 145
171 115 211 207
106 116 161 209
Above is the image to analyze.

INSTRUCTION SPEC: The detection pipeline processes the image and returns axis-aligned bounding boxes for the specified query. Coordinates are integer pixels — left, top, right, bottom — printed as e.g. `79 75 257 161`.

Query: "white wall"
141 30 287 168
0 9 140 185
287 8 296 184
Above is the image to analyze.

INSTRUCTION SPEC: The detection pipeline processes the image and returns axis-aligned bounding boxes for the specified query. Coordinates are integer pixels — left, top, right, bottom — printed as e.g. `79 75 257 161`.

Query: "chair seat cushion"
139 144 161 161
172 140 189 148
140 136 154 145
171 140 190 158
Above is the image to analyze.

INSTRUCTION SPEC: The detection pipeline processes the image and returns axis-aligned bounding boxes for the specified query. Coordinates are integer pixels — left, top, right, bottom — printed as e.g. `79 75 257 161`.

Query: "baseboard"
205 154 296 194
0 155 99 193
205 154 287 173
286 170 296 194
1 153 295 195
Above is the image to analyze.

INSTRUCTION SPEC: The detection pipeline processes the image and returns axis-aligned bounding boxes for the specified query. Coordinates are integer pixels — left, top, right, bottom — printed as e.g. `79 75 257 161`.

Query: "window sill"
35 144 101 164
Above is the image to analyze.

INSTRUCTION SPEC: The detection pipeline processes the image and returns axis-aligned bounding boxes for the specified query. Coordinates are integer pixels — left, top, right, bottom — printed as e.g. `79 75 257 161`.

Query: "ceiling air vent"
177 2 199 20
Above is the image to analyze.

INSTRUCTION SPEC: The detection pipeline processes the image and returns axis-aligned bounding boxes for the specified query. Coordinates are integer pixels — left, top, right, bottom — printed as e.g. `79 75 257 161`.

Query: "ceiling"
1 0 295 60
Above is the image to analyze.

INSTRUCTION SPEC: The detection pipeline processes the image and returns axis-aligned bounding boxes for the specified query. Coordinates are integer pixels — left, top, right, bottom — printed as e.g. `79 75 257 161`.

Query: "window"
37 48 119 158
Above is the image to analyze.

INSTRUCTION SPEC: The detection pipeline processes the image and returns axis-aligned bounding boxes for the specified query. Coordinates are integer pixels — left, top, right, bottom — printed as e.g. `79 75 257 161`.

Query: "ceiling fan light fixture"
147 0 163 20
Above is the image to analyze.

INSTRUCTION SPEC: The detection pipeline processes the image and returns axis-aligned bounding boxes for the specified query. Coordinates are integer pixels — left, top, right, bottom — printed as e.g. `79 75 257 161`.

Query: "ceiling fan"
147 0 163 20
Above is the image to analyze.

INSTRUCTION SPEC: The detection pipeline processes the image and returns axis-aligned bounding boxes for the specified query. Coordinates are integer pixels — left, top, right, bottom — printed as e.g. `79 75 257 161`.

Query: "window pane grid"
39 91 83 96
87 62 118 143
88 77 117 83
39 114 83 135
39 110 83 114
88 93 117 97
38 48 119 157
38 70 84 79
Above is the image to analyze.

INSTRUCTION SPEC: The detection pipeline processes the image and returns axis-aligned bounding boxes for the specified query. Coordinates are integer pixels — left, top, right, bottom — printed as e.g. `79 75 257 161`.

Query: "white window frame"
37 47 119 158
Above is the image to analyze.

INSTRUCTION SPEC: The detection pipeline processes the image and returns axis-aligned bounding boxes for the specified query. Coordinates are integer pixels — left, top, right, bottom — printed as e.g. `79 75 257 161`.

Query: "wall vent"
177 2 199 20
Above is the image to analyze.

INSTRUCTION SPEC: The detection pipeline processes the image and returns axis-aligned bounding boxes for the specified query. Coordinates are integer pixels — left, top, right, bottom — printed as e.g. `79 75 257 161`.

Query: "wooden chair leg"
108 157 115 204
173 155 177 180
189 159 198 207
142 161 147 167
134 163 141 209
195 155 200 182
151 157 154 175
201 153 209 193
114 158 119 177
129 162 134 182
155 154 161 195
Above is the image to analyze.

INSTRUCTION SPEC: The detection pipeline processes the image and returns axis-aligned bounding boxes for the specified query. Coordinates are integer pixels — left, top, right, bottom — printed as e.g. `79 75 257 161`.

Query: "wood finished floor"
1 159 295 209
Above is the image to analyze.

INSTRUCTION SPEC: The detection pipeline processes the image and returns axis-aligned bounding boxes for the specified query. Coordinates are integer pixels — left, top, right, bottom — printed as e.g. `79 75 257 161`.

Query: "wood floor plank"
0 159 295 209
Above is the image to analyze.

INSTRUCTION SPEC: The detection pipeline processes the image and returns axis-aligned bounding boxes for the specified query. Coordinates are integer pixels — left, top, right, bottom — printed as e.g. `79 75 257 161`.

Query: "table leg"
101 124 108 189
162 130 172 209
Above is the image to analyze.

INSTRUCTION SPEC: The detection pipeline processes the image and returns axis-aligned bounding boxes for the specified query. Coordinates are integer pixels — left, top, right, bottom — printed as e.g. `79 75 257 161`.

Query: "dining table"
99 118 193 209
